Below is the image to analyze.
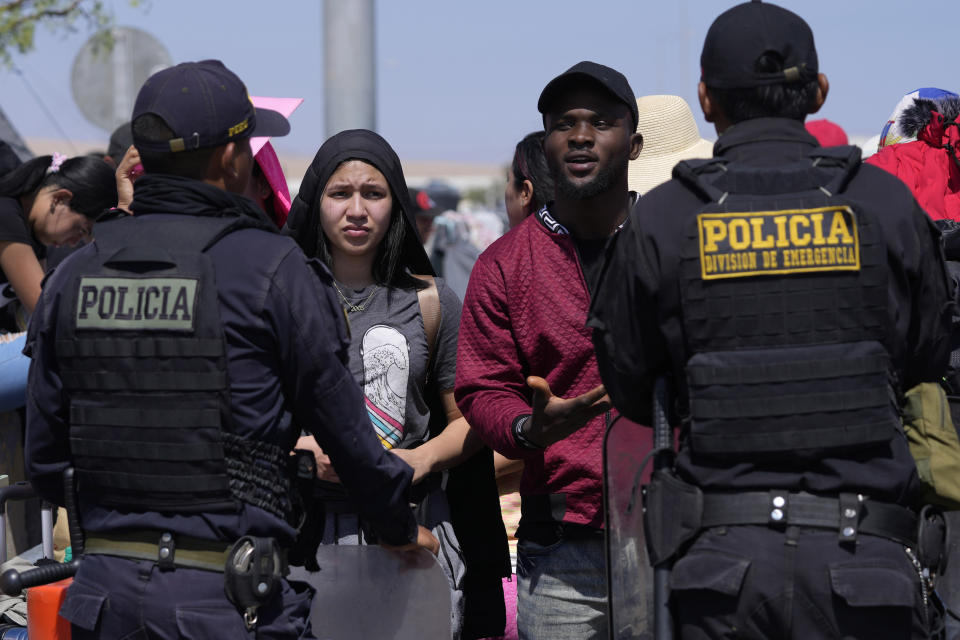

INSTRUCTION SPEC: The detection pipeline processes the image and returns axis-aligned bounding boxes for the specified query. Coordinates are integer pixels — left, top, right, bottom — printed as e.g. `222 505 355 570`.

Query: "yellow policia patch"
697 206 860 280
75 277 198 331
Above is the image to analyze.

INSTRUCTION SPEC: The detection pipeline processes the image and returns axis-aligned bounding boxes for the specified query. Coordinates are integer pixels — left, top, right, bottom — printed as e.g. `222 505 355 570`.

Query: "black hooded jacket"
283 129 434 277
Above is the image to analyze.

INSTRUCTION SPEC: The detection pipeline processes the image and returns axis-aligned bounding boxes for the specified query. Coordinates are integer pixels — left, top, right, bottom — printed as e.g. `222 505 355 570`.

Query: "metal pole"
111 28 133 130
40 503 53 560
324 0 376 136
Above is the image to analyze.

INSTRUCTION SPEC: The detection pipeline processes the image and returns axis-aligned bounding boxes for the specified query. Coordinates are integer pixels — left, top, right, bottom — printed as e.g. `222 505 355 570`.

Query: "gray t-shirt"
336 277 461 450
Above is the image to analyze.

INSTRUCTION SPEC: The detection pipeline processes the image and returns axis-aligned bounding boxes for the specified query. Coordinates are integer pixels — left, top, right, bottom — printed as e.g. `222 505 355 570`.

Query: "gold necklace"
333 281 381 313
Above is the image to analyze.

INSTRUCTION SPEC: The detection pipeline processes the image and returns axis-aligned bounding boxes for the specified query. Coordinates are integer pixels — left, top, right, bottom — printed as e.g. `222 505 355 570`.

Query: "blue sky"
0 0 956 164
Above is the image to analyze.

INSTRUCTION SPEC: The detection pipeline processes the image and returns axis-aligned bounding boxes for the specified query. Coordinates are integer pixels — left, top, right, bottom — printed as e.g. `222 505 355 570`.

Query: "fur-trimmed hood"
898 96 960 138
867 93 960 222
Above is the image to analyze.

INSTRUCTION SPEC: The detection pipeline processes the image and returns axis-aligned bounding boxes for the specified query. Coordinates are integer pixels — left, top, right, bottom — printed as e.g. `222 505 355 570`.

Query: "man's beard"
552 162 623 200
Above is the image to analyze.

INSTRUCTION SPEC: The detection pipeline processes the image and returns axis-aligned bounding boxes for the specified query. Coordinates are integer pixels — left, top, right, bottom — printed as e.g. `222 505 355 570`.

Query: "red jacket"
456 209 623 529
867 110 960 221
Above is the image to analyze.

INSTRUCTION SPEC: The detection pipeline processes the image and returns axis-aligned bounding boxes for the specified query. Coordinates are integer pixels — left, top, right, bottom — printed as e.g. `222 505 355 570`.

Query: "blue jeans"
516 536 607 640
0 332 27 412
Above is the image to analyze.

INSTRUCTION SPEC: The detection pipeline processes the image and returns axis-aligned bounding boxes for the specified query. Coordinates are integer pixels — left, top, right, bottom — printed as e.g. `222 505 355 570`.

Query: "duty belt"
701 491 918 547
85 531 232 572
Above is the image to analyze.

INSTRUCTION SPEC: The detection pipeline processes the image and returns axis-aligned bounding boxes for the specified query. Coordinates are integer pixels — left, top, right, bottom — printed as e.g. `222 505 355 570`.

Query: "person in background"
486 129 556 640
0 141 21 176
424 181 504 302
878 88 958 150
456 60 643 640
245 96 302 229
865 86 960 639
805 117 848 147
285 129 509 640
104 122 133 168
409 186 442 246
867 90 960 221
0 154 115 411
504 131 554 230
626 94 713 195
246 140 292 229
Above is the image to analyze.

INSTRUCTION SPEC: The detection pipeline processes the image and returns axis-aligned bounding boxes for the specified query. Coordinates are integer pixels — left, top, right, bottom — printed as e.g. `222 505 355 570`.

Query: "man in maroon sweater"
455 61 643 639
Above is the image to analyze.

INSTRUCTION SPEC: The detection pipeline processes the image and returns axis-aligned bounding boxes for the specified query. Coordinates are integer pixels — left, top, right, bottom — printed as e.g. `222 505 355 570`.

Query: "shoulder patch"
75 276 198 330
697 205 860 280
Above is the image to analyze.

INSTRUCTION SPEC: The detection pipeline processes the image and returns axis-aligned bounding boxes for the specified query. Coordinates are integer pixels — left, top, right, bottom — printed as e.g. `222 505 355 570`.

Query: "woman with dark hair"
284 129 509 640
0 153 115 411
0 153 116 314
504 131 554 229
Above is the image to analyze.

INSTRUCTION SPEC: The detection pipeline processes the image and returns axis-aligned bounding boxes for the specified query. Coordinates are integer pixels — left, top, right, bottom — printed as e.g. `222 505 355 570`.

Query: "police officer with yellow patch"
589 3 953 638
24 60 435 639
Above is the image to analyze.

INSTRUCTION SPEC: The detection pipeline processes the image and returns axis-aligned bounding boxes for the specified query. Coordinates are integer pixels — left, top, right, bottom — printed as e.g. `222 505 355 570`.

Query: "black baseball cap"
408 188 441 218
132 60 290 153
701 1 818 90
537 61 639 129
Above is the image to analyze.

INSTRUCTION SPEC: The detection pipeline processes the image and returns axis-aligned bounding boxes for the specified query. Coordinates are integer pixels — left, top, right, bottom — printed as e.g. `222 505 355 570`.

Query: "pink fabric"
254 141 291 227
248 96 302 228
480 577 518 640
867 111 960 221
249 96 303 155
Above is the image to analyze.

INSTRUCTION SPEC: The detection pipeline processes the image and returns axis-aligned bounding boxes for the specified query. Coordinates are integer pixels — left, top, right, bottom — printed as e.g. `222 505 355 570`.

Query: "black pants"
671 525 932 640
58 554 316 639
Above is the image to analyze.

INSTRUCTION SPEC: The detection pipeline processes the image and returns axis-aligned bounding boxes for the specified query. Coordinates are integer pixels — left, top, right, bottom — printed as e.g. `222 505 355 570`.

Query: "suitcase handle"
0 483 34 515
0 558 79 596
0 482 36 566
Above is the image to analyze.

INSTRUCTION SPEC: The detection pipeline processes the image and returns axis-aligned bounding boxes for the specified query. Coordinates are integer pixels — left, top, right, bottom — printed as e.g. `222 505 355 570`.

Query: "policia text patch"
697 206 860 280
75 277 198 330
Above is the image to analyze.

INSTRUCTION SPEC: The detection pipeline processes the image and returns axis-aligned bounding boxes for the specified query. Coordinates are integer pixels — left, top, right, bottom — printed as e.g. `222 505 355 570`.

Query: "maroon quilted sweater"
456 208 610 529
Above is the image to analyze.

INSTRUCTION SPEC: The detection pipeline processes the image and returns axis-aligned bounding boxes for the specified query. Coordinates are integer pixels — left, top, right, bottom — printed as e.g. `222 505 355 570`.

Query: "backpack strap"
673 157 730 203
413 275 442 382
807 145 862 195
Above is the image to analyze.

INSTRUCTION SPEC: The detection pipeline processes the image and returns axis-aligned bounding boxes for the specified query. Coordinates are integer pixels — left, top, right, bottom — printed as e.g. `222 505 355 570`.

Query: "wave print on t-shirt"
360 324 409 449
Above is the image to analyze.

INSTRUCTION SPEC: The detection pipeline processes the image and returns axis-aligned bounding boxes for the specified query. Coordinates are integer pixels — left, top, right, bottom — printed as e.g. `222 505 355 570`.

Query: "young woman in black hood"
285 129 509 639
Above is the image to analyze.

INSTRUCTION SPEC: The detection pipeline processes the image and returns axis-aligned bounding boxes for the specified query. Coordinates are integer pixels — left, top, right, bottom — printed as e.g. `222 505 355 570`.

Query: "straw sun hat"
627 95 714 195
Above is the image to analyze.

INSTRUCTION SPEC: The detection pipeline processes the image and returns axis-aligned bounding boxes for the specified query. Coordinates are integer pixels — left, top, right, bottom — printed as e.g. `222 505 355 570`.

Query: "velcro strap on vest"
691 388 889 419
57 338 223 358
71 406 220 428
687 355 889 386
83 469 229 494
692 420 896 454
71 439 223 462
701 491 917 546
61 370 227 391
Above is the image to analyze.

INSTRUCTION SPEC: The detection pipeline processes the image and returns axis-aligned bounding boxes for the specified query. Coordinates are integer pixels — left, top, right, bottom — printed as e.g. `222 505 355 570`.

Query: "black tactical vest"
672 146 899 459
56 214 293 518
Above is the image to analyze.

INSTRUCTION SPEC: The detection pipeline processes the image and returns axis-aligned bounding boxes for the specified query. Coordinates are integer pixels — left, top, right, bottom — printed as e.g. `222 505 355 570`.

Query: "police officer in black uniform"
589 3 954 638
24 60 436 639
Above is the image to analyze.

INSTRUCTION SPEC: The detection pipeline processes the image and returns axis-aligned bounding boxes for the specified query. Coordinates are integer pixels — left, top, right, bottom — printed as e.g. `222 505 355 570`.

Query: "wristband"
512 414 546 451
